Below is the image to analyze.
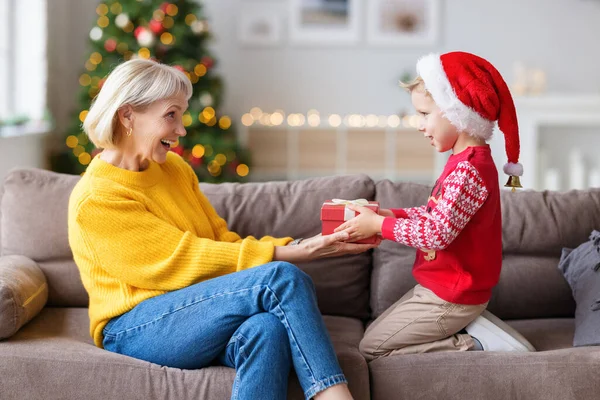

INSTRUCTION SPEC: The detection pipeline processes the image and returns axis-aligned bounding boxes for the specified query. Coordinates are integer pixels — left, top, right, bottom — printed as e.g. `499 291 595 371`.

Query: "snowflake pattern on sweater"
403 205 428 219
390 161 489 251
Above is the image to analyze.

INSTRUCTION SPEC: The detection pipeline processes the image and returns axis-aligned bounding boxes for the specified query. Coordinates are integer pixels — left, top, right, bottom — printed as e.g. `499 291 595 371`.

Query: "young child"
335 51 536 359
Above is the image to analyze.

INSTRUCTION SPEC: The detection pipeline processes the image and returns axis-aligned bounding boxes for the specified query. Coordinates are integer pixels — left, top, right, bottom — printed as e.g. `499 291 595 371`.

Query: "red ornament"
170 145 184 156
134 26 145 38
190 157 202 167
201 56 214 69
149 19 164 34
160 2 170 13
104 39 117 52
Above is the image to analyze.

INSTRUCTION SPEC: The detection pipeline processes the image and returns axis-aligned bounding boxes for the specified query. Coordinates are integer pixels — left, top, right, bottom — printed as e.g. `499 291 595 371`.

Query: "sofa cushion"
558 231 600 346
496 188 599 318
487 255 574 319
368 319 599 400
0 168 86 307
507 318 574 351
201 174 376 319
502 188 600 255
371 181 595 320
0 255 48 339
0 308 369 400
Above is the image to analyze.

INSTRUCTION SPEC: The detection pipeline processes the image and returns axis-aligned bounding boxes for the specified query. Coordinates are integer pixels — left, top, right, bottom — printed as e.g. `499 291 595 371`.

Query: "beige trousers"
360 284 487 361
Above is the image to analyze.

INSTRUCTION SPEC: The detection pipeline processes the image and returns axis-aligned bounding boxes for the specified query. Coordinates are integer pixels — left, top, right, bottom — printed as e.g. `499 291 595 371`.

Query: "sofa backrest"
0 168 376 318
371 180 600 320
0 168 86 307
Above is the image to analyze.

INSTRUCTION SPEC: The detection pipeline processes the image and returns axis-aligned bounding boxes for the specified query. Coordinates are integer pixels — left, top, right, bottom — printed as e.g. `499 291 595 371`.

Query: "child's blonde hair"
83 59 193 149
399 76 430 96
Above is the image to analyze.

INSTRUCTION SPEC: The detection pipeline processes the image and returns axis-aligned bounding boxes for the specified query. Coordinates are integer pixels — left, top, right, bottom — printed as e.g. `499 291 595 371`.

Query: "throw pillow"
558 230 600 346
0 255 48 339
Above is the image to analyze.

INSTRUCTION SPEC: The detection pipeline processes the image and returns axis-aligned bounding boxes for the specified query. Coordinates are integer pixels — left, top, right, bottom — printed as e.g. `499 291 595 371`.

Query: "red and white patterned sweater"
381 146 502 304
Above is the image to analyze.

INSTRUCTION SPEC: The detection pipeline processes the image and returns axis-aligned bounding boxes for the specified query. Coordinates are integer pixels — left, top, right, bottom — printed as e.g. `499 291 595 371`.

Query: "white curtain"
0 0 47 122
0 0 10 119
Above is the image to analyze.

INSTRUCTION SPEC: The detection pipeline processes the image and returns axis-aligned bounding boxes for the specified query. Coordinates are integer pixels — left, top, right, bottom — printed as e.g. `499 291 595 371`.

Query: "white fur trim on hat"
503 162 523 177
416 54 495 141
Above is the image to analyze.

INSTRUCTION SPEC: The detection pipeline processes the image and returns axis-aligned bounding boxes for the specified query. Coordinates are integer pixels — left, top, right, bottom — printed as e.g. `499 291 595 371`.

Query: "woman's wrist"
288 238 303 246
273 243 311 263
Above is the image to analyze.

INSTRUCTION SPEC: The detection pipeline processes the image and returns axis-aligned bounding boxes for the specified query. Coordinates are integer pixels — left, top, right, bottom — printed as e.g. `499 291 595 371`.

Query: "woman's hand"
334 204 385 243
273 231 380 264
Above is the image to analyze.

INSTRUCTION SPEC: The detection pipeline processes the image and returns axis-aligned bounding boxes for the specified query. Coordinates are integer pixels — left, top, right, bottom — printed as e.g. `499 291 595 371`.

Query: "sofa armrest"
0 255 48 339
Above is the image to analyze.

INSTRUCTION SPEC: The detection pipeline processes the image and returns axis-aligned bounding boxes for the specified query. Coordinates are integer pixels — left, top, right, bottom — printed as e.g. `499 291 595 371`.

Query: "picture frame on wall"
367 0 440 46
289 0 360 45
239 12 282 47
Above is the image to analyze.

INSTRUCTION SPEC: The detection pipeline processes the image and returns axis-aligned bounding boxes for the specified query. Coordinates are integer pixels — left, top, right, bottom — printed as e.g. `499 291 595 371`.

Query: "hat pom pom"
503 162 523 177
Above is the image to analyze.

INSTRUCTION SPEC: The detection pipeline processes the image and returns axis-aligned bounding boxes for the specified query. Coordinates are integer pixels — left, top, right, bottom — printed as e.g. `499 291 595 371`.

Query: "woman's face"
120 93 188 164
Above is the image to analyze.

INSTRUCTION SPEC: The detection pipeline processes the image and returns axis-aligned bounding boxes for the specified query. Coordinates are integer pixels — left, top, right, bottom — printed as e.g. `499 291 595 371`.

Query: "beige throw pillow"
0 255 48 339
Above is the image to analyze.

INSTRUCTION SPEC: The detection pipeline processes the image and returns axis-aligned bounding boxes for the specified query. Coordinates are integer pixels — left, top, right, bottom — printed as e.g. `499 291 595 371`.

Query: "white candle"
544 168 561 191
569 148 586 190
589 168 600 188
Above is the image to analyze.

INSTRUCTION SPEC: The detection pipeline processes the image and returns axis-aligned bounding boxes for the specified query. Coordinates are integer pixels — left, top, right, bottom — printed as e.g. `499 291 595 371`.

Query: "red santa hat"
416 51 523 177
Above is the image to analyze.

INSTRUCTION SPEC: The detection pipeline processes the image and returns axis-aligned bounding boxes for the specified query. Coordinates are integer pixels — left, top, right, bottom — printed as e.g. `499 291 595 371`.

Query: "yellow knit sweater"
68 152 291 347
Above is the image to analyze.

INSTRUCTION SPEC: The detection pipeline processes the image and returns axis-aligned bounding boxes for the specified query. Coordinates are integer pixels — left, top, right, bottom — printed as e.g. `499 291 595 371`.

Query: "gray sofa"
1 168 599 400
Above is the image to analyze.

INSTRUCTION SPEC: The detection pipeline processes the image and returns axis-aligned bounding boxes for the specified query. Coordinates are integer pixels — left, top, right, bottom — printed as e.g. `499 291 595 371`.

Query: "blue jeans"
102 262 347 399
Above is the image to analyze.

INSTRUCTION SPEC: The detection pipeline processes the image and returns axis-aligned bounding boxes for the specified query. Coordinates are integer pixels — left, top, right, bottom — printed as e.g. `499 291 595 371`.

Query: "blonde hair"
399 76 430 96
83 59 193 149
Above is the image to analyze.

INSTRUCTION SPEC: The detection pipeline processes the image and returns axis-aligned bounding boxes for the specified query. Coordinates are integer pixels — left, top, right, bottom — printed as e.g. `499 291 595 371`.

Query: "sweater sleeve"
389 205 428 219
381 162 489 250
183 157 292 247
73 195 277 291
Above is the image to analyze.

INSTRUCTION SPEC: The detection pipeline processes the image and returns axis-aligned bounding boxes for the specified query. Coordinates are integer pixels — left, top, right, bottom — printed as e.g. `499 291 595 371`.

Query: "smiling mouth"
160 139 175 149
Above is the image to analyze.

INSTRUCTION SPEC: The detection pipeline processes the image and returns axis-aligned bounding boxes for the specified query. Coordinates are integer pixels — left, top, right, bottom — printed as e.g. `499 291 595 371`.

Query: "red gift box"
321 199 380 244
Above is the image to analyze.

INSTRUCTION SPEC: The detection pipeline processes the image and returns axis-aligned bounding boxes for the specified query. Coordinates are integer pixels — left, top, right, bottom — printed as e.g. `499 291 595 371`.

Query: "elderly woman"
68 59 377 400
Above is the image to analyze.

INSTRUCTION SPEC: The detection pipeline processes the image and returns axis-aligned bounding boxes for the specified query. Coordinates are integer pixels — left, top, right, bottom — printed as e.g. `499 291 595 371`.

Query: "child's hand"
334 204 385 242
378 208 395 217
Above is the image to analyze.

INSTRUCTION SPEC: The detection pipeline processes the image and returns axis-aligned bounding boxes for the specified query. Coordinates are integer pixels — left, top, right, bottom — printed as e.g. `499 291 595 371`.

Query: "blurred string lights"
241 108 422 129
62 1 249 180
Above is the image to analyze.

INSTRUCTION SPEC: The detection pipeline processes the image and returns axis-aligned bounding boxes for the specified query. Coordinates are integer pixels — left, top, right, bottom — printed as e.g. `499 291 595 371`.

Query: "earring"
127 127 132 137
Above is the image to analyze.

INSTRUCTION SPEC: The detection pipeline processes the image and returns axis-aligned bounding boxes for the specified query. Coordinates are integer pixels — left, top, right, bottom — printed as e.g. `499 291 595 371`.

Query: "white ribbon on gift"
324 198 370 221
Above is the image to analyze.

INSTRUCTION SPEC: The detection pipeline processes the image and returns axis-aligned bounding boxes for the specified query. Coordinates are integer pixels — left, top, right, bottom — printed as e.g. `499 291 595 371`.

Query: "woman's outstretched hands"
273 231 380 264
302 231 380 259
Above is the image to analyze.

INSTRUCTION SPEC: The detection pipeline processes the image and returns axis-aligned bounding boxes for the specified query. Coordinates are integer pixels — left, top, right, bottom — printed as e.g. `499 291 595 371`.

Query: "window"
0 0 12 119
0 0 47 125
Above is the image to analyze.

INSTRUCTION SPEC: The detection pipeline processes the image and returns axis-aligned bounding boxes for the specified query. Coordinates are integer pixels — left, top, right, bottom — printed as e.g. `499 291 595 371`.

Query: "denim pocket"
102 314 123 337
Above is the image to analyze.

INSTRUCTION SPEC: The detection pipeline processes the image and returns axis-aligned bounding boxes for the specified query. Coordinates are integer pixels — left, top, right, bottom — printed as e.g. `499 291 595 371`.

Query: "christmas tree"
51 0 251 182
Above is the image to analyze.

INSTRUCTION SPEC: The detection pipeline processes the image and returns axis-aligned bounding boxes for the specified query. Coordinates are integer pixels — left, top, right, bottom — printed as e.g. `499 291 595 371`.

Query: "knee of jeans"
269 261 313 285
262 314 288 340
249 314 290 351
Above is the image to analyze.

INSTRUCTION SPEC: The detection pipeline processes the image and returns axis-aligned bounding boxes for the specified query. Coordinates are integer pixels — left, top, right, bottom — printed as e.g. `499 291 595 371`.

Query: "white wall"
26 0 600 186
203 0 600 118
0 135 46 181
46 0 97 147
44 0 600 137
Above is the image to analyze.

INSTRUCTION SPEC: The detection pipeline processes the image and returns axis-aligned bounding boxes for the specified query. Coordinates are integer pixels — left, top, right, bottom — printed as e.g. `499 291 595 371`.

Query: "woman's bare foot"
313 383 353 400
